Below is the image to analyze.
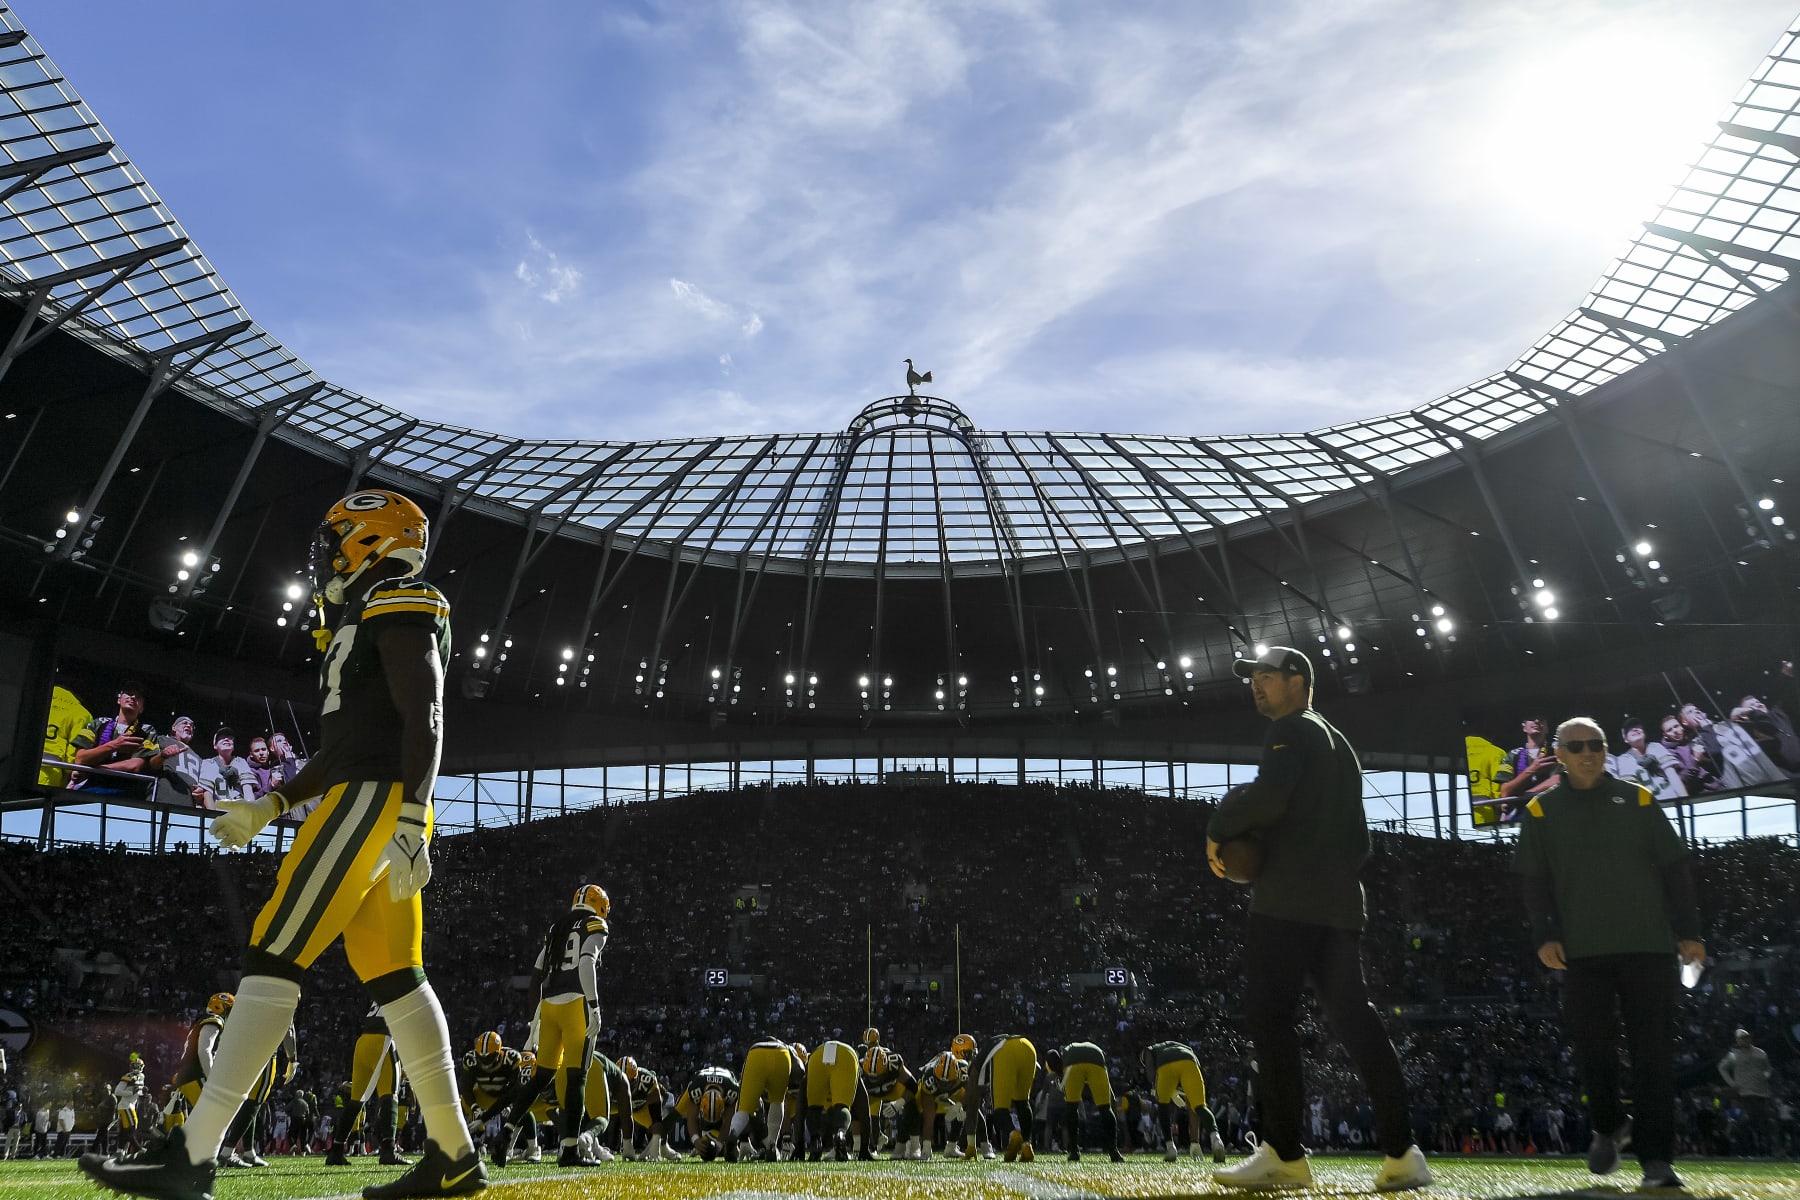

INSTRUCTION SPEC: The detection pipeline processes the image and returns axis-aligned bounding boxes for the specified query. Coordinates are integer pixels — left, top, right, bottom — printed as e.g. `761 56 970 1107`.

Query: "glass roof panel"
3 13 1798 568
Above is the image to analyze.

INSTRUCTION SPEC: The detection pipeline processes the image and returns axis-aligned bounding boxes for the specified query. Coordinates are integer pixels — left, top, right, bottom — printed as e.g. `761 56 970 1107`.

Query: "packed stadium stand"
3 784 1794 1157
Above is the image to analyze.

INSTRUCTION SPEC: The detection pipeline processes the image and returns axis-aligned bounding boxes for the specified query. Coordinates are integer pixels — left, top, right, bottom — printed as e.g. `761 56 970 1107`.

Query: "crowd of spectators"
2 782 1795 1159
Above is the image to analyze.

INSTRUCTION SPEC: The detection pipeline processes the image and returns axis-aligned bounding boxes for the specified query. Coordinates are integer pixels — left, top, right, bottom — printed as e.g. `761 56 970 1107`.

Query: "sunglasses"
1558 739 1606 754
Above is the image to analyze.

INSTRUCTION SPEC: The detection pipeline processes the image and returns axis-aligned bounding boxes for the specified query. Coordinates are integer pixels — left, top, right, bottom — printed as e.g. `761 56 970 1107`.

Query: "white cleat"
1165 1143 1179 1162
1214 1141 1313 1189
980 1143 997 1160
1373 1145 1432 1192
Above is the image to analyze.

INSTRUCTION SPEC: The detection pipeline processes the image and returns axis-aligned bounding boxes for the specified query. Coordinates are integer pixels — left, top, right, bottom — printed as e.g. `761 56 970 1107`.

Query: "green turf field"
5 1153 1797 1199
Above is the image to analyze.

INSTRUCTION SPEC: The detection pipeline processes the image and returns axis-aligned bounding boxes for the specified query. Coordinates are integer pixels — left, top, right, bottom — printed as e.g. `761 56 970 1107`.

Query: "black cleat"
326 1145 351 1166
1109 1147 1126 1163
380 1145 412 1166
1069 1150 1081 1162
491 1125 519 1169
363 1139 487 1198
79 1125 217 1200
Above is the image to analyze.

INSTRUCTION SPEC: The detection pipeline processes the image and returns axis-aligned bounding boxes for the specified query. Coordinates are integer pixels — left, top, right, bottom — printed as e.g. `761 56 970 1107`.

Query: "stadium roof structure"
0 8 1797 787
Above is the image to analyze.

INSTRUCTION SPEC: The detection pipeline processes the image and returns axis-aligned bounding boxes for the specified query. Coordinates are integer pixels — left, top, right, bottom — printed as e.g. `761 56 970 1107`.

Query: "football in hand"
1216 836 1264 885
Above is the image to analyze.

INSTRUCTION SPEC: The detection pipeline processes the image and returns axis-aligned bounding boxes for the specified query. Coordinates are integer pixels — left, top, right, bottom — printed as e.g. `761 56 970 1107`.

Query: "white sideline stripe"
989 1168 1106 1199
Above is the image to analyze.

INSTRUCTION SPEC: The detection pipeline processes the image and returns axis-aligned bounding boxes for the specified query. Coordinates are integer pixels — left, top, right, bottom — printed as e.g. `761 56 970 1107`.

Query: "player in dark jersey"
1140 1040 1225 1162
909 1046 969 1159
676 1065 741 1159
1044 1042 1125 1163
170 994 233 1128
83 489 481 1200
505 884 609 1166
857 1044 915 1160
803 1040 870 1162
964 1033 1039 1162
459 1032 535 1167
219 1025 297 1169
327 1004 408 1166
619 1057 682 1161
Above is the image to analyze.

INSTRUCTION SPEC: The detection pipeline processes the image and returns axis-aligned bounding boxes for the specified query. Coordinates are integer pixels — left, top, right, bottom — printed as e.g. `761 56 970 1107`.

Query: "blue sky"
22 0 1799 442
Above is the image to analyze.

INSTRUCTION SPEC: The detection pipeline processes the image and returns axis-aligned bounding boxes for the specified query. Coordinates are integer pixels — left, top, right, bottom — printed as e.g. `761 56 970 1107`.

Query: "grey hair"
1555 716 1605 745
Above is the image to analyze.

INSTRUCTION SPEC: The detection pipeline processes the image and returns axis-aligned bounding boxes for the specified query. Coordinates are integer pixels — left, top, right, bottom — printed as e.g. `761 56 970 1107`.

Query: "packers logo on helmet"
310 489 428 605
698 1086 727 1125
475 1031 504 1066
861 1026 880 1047
572 883 610 918
619 1056 639 1080
518 1049 537 1072
861 1045 891 1077
950 1033 977 1060
207 993 235 1017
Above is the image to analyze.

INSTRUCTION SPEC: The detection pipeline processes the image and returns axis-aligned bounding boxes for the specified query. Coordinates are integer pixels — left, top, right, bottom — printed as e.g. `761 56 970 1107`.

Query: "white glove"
371 795 433 900
212 793 281 849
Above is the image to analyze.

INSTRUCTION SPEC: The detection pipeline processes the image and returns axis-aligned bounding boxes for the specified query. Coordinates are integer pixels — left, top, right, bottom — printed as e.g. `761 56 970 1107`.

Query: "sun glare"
1470 32 1723 238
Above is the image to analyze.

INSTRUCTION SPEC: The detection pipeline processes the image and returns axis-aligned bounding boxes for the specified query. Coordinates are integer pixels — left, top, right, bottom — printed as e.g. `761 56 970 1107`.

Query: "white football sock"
728 1110 750 1140
181 975 300 1165
381 982 473 1159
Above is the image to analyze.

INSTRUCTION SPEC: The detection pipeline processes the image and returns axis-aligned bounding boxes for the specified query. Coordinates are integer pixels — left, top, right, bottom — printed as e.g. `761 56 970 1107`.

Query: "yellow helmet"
698 1086 727 1125
518 1049 537 1073
790 1042 809 1064
860 1046 891 1077
207 993 235 1017
474 1031 504 1065
950 1033 977 1060
619 1056 639 1080
933 1053 968 1085
310 489 428 603
572 883 610 918
861 1026 880 1046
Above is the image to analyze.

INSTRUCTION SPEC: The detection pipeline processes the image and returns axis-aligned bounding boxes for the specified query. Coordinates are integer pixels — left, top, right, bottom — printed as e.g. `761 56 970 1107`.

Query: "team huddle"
449 887 1232 1167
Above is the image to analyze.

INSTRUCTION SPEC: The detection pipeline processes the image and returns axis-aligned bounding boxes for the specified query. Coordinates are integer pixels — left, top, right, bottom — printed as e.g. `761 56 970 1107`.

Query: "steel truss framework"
0 8 1799 577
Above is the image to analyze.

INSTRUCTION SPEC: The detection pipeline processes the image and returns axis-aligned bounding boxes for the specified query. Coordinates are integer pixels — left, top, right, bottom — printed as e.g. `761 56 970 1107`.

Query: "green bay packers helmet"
860 1045 891 1077
572 883 611 918
475 1030 504 1066
207 992 235 1017
698 1086 727 1125
310 489 428 605
950 1033 977 1060
518 1049 537 1073
861 1026 880 1047
933 1053 968 1085
790 1042 809 1064
619 1055 639 1080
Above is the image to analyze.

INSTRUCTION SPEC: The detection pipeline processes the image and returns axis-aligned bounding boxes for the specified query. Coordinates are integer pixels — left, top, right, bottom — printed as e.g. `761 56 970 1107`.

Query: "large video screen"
40 656 320 825
1464 653 1798 826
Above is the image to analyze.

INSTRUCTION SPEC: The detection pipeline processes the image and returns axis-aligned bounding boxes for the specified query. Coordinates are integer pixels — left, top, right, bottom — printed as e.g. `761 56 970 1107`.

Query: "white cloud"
257 0 1799 442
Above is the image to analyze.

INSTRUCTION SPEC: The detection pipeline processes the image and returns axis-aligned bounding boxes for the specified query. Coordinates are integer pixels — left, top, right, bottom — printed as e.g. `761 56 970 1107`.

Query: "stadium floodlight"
1177 655 1192 668
286 582 304 600
1634 540 1652 555
1758 497 1775 510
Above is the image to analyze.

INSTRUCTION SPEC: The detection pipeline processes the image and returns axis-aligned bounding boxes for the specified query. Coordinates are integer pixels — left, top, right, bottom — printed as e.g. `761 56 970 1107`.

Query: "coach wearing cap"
1207 647 1427 1191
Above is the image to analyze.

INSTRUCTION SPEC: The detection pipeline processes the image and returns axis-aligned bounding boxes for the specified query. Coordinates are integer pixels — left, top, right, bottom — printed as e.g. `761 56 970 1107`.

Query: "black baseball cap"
1232 646 1313 686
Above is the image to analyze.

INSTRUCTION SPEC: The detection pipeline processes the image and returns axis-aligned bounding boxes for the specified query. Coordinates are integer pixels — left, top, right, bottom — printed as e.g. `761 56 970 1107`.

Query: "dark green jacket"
1512 774 1701 958
1207 707 1369 930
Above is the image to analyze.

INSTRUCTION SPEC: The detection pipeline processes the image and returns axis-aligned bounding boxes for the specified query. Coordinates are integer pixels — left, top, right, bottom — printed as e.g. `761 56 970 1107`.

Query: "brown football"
1217 836 1264 885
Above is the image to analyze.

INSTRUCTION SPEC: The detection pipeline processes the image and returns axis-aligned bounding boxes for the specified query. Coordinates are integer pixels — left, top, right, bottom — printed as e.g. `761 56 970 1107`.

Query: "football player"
571 1050 632 1161
458 1032 531 1166
909 1043 970 1160
220 1024 297 1169
857 1043 915 1159
803 1040 869 1162
327 1003 408 1166
509 883 609 1167
618 1057 681 1161
169 993 233 1130
112 1055 147 1153
82 489 483 1200
727 1037 800 1162
675 1065 740 1158
1044 1043 1126 1163
963 1033 1039 1162
939 1034 993 1159
1139 1040 1225 1162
